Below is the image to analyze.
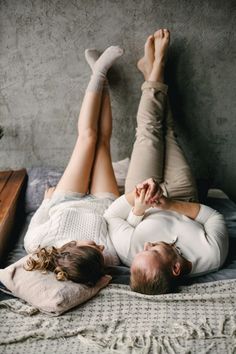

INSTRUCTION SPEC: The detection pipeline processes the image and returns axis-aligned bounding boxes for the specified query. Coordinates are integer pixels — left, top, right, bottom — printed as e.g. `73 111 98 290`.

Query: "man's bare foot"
148 29 170 83
137 35 155 80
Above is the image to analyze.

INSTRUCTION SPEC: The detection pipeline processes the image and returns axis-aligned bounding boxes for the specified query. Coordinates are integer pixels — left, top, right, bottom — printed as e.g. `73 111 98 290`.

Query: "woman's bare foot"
148 29 170 83
137 35 155 80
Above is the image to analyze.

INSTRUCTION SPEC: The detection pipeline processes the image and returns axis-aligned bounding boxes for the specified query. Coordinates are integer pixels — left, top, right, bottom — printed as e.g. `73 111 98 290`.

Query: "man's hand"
154 196 200 220
136 177 163 204
153 195 172 210
125 178 163 209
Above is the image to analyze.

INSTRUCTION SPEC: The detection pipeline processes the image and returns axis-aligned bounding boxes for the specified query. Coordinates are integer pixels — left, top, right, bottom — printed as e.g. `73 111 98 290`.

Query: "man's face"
143 241 180 261
131 241 180 277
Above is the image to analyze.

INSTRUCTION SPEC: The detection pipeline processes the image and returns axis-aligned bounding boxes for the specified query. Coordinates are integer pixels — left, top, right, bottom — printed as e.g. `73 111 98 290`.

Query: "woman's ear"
171 262 181 277
93 275 112 289
98 245 105 252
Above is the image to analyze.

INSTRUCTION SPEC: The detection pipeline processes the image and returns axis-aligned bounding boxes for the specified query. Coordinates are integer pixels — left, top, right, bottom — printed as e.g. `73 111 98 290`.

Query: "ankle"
148 62 165 83
153 57 165 66
147 71 164 83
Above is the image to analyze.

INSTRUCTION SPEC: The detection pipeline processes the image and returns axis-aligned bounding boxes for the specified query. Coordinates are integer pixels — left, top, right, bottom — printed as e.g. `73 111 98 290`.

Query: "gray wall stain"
0 0 236 200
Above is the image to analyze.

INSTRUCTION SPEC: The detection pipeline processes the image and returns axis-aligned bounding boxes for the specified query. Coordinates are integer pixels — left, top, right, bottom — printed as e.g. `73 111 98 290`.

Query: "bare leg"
55 45 123 195
125 29 170 192
55 91 103 194
90 90 120 197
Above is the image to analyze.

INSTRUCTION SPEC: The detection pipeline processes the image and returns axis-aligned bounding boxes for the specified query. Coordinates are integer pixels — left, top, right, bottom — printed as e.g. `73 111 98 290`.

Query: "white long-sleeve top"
104 195 229 276
24 196 120 266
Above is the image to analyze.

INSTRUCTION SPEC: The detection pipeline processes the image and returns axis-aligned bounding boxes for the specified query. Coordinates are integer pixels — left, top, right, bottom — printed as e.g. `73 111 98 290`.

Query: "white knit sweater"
24 195 120 266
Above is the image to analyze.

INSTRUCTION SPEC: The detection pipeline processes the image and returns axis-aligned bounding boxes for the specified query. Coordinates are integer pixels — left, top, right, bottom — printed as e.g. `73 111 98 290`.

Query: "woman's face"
76 240 105 253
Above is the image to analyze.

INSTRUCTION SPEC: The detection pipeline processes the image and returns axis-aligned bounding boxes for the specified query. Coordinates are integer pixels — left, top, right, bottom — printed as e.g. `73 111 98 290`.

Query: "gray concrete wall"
0 0 236 200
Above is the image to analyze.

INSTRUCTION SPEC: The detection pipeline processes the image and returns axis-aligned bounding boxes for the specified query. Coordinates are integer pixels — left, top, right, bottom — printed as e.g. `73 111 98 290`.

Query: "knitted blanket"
0 280 236 354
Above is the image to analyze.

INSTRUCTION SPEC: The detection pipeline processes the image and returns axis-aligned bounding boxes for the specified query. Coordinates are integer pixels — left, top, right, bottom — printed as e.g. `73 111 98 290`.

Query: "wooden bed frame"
0 169 27 265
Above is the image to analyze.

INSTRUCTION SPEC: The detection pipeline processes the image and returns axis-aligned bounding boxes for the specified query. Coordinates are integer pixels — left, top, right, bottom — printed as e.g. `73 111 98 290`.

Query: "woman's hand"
136 177 163 204
133 186 153 216
44 186 56 199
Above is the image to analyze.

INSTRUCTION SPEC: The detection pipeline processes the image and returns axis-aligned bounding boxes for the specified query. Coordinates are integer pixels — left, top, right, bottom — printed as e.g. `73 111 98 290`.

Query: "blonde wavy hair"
24 241 105 286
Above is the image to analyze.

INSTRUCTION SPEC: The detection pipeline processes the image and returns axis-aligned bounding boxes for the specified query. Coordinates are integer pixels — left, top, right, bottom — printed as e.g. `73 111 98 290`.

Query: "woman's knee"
97 133 111 148
78 128 98 143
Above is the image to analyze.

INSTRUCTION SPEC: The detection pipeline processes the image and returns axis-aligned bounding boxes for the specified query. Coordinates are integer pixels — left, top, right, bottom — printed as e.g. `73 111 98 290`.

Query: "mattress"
1 163 236 300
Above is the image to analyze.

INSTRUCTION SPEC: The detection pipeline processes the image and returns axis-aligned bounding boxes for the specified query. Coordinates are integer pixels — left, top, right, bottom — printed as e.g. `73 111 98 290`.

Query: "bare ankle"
148 69 164 83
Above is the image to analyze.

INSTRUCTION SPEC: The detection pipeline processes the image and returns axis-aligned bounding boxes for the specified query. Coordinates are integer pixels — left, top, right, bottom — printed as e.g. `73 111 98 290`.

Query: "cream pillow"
0 255 111 316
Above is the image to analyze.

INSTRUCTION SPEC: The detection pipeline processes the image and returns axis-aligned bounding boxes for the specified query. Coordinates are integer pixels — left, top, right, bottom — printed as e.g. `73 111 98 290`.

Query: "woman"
24 45 124 286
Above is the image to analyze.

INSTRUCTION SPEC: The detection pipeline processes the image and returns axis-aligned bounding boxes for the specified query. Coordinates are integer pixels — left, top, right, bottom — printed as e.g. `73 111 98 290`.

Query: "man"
104 29 228 294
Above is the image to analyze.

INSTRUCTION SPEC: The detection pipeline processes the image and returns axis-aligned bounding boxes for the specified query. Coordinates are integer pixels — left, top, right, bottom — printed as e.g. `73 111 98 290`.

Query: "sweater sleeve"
195 204 228 265
104 195 144 226
27 199 52 229
104 195 139 264
127 209 145 227
24 198 52 253
104 194 132 220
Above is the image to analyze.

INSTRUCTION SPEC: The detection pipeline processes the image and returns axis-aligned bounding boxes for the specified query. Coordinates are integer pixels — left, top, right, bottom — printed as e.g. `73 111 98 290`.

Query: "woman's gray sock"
85 49 109 92
86 46 123 92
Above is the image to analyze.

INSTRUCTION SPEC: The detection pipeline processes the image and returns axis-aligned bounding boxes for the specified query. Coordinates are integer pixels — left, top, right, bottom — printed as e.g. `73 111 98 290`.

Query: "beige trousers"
125 81 198 202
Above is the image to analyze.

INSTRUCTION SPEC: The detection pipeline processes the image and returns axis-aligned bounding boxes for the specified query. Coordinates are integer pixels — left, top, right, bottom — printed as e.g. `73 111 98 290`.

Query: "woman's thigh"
55 135 97 194
89 142 120 197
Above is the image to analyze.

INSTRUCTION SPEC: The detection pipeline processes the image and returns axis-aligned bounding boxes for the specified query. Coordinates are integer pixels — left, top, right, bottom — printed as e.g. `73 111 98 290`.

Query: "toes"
153 28 170 41
163 29 170 38
147 34 154 41
154 29 159 38
154 29 163 39
106 45 124 54
145 35 154 47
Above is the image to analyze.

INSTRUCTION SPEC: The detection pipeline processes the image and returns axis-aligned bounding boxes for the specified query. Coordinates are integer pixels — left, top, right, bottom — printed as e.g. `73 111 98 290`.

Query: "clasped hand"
133 178 164 216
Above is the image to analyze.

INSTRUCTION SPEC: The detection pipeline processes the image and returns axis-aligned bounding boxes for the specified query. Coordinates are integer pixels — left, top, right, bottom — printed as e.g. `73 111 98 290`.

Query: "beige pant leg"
162 98 198 201
125 81 168 192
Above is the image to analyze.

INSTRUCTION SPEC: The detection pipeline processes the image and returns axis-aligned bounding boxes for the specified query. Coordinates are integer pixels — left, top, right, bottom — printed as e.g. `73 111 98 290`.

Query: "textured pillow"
25 158 130 213
0 256 111 316
25 167 64 213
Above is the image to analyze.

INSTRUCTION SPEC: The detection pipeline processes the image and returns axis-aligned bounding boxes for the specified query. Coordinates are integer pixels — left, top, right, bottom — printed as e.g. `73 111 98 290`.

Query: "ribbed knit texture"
85 48 109 92
86 46 123 92
24 196 120 266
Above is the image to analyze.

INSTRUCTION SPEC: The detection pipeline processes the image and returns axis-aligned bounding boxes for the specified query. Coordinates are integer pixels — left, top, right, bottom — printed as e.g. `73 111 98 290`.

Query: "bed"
0 160 236 353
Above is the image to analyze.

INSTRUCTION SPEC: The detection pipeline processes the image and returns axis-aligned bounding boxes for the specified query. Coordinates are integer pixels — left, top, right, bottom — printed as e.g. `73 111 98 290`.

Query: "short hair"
24 241 105 286
130 263 176 295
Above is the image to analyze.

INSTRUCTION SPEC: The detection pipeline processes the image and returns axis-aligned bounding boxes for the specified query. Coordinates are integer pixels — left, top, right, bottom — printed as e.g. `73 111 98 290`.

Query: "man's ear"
171 262 181 277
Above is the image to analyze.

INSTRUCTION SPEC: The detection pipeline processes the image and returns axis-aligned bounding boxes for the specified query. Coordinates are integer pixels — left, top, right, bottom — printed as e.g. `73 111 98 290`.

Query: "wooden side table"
0 169 27 263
